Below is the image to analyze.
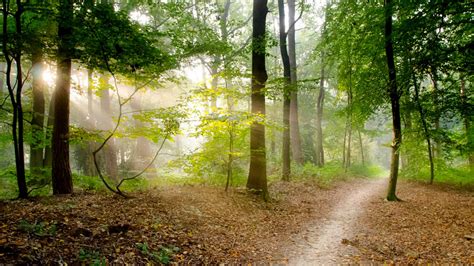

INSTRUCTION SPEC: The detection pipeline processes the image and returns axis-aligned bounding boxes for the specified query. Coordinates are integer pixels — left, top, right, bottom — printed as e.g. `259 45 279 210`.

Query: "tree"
51 0 74 194
314 11 327 167
2 0 28 198
30 51 46 180
288 0 303 165
247 0 268 198
98 73 118 182
384 0 401 201
278 0 291 181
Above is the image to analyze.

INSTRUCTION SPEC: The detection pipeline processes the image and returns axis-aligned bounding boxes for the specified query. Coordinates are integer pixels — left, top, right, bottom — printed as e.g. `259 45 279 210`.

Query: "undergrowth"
400 164 474 190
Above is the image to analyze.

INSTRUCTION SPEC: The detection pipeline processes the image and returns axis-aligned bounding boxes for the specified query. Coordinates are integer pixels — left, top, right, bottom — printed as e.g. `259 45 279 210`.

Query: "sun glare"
42 66 56 87
130 10 151 25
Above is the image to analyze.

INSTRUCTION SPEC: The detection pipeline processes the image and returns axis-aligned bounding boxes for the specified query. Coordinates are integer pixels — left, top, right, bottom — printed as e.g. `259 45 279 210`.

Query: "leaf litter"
0 179 472 264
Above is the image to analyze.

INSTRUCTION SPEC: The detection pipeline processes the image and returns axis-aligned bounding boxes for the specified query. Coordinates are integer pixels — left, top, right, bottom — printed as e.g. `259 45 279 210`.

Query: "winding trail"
288 178 388 265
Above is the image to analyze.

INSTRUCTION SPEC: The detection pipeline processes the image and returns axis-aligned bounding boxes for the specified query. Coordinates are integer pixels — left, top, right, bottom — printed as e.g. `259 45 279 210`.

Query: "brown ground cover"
345 180 473 264
0 179 472 264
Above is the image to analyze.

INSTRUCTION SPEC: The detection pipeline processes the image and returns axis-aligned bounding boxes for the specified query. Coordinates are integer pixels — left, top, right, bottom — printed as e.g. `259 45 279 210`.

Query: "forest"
0 0 473 264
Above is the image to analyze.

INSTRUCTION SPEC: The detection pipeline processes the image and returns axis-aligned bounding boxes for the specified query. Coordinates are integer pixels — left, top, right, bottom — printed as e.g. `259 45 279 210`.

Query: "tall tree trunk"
345 89 353 170
247 0 268 199
220 0 235 191
430 71 441 159
342 125 347 166
384 0 401 201
84 68 97 176
30 51 46 179
315 53 325 167
52 0 74 194
130 93 152 172
287 0 303 165
358 129 365 166
2 0 28 198
401 108 412 168
99 74 119 182
0 62 4 97
412 75 435 184
43 91 54 169
460 77 473 167
278 0 291 181
210 64 218 109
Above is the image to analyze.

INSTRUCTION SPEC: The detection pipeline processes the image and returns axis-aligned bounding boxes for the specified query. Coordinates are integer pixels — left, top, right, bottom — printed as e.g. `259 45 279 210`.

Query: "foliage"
401 165 474 189
17 219 57 237
78 248 106 266
289 162 385 188
136 242 179 264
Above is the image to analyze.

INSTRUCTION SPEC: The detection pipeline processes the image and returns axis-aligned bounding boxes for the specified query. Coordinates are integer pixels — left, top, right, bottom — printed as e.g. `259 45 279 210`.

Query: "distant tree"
315 35 325 166
278 0 291 181
288 0 303 165
247 0 268 198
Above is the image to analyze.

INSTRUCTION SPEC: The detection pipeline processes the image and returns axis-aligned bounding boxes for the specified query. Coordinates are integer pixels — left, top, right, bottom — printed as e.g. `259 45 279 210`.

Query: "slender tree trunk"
43 92 54 169
0 62 4 96
278 0 291 181
99 74 119 182
226 122 234 192
345 90 352 170
247 0 268 199
85 69 97 176
288 0 303 165
344 37 354 171
430 71 441 159
358 129 365 166
412 76 435 184
2 0 28 198
315 53 325 167
384 0 401 201
220 0 235 190
52 0 74 194
130 93 152 171
401 109 412 168
30 52 46 178
460 77 473 167
342 125 347 167
210 64 218 109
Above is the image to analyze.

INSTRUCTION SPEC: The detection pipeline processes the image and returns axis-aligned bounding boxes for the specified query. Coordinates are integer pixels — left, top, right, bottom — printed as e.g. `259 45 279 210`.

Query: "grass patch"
287 162 386 188
401 165 474 189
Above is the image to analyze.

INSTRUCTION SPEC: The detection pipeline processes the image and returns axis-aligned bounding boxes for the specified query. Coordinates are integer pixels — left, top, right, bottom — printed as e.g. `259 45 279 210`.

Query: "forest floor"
0 178 473 264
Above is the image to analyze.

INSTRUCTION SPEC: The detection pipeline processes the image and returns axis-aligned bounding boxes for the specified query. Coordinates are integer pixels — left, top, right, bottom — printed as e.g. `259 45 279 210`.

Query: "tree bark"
130 93 153 172
430 71 441 159
287 0 303 165
52 0 73 195
2 0 28 198
460 77 473 167
43 91 54 169
30 52 46 179
315 53 325 167
84 68 97 176
345 88 353 170
99 74 119 182
358 129 365 166
278 0 291 181
384 0 401 201
413 76 435 184
247 0 268 199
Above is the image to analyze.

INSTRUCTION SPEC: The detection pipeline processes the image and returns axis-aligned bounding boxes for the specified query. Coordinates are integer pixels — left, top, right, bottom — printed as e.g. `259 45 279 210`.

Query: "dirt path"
288 178 388 265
